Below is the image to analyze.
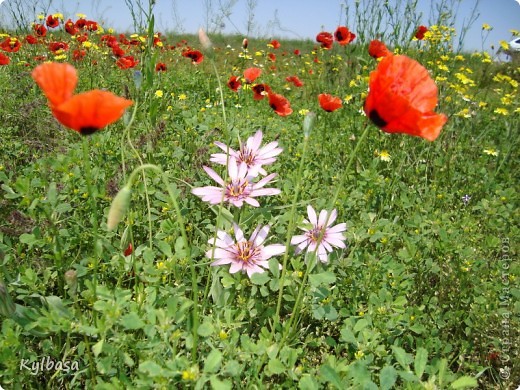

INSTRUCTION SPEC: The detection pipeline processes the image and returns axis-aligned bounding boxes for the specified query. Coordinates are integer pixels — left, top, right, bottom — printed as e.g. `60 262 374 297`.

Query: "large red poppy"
318 93 342 112
368 40 392 59
227 75 241 92
51 90 133 135
243 67 262 83
316 32 333 49
116 55 138 69
46 15 60 28
49 41 69 53
32 62 132 135
252 84 271 100
25 35 38 45
182 49 204 64
414 26 428 40
334 26 356 45
31 62 77 106
0 37 21 53
0 53 10 65
33 24 47 37
268 92 292 116
364 55 447 141
64 19 78 35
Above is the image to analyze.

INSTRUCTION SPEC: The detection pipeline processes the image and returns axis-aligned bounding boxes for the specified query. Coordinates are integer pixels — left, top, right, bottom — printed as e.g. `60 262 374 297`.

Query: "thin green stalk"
281 121 371 345
127 164 198 362
273 131 311 331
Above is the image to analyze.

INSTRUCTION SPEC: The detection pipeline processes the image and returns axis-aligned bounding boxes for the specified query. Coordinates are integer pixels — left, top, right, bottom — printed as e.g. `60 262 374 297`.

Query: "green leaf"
379 365 397 390
92 339 104 357
250 271 270 285
204 349 222 373
353 318 369 333
209 375 232 390
267 358 285 375
414 347 428 379
319 364 343 389
197 320 215 337
450 376 478 389
156 240 173 258
120 312 145 330
392 346 412 370
139 360 163 377
298 375 320 390
309 271 336 287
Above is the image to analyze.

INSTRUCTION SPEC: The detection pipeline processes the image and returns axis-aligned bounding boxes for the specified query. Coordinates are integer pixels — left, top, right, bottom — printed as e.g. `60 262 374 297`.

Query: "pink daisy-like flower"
191 157 281 207
207 224 285 278
291 205 347 263
210 130 282 177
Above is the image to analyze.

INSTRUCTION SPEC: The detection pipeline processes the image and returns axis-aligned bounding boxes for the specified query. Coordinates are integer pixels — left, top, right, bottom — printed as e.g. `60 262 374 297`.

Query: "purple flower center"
308 226 325 243
238 146 255 166
226 178 250 198
235 241 260 264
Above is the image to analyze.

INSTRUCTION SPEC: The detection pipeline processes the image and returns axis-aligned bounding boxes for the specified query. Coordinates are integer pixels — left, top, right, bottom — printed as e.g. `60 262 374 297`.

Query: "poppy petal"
32 62 77 107
52 90 133 134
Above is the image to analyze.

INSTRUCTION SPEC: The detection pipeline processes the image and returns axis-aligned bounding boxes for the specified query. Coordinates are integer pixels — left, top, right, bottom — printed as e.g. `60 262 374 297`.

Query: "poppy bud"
242 38 248 49
64 269 78 296
107 185 132 231
303 112 316 138
0 281 16 317
124 242 133 256
198 27 212 51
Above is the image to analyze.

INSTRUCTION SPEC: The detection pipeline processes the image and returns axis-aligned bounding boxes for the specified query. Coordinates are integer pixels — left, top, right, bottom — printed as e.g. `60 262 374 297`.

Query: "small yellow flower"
494 108 509 116
37 14 45 20
178 93 187 100
181 370 197 381
379 150 391 162
298 108 310 116
76 13 87 19
354 350 365 360
483 148 498 156
482 23 492 31
219 330 228 340
82 41 92 48
155 90 164 98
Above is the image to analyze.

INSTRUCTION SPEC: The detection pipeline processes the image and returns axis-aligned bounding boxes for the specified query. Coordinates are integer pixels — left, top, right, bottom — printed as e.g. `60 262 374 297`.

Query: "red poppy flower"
49 41 69 53
293 49 301 56
182 49 204 64
26 35 38 44
73 49 86 61
76 34 88 44
75 19 87 30
51 90 133 135
31 62 78 107
0 53 10 65
32 62 132 135
227 75 242 92
269 39 280 49
155 62 167 72
112 45 126 57
244 67 262 83
364 55 447 141
252 84 271 100
1 37 21 53
85 20 98 31
316 32 333 49
124 243 133 256
368 40 392 59
46 15 60 28
268 53 276 62
318 93 342 112
286 75 304 87
116 55 138 69
414 25 428 40
334 26 356 45
33 24 47 37
64 19 78 35
268 92 292 116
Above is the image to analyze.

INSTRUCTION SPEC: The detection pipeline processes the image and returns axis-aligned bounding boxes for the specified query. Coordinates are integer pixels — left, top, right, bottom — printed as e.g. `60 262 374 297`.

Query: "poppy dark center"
368 109 388 128
79 127 99 136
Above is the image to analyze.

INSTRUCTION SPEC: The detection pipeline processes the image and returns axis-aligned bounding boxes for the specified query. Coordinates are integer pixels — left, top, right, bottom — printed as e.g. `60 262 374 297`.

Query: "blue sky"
2 0 518 52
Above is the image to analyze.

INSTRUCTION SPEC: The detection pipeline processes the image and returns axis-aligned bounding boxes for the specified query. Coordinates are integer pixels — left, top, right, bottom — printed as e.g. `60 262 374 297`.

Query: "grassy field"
0 7 518 390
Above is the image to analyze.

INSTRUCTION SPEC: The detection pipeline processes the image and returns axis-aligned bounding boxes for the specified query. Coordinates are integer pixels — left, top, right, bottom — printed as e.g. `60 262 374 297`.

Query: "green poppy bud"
107 186 132 231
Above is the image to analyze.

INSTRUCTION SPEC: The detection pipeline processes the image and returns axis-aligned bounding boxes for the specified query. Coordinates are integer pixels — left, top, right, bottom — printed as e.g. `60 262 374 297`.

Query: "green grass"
0 18 519 390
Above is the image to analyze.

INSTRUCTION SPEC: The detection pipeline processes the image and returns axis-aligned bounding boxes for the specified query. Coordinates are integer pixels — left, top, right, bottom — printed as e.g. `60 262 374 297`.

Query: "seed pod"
107 185 132 231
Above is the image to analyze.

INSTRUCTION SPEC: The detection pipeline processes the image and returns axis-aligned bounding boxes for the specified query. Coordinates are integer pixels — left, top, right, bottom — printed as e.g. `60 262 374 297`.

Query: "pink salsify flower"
210 130 283 177
291 205 347 263
191 157 280 207
207 223 285 278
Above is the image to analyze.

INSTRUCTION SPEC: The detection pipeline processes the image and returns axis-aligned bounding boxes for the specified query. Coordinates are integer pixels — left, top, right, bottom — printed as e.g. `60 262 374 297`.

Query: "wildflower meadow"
0 1 518 388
